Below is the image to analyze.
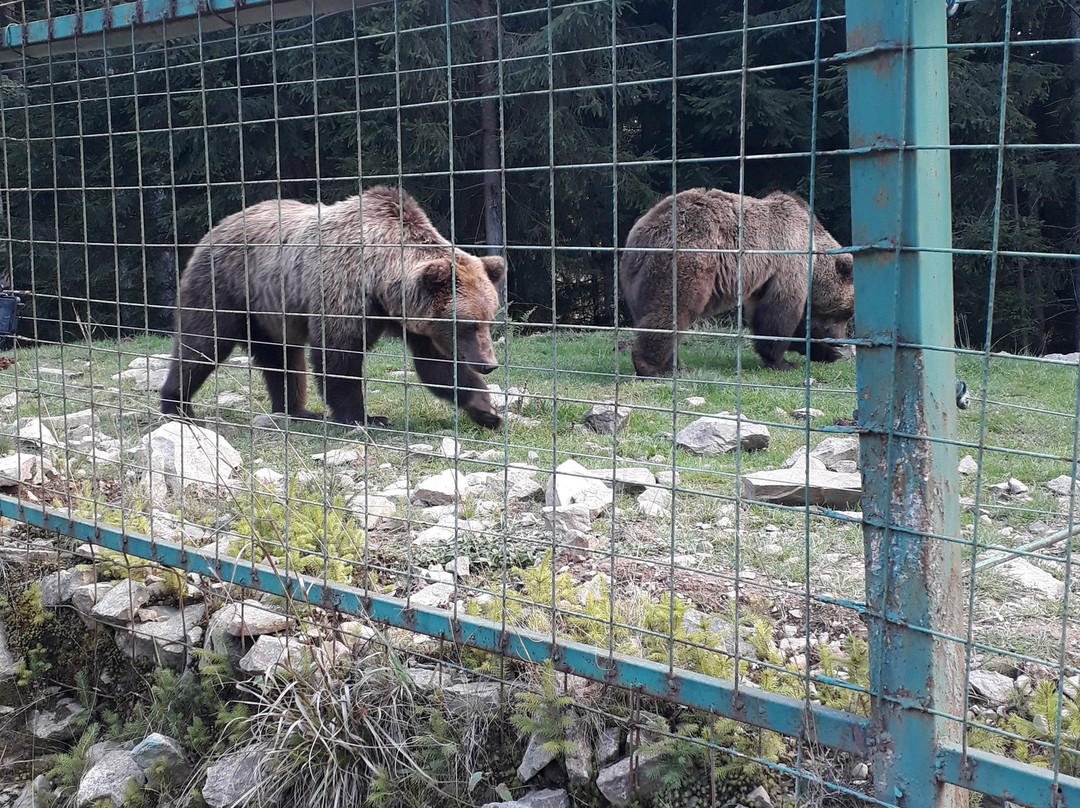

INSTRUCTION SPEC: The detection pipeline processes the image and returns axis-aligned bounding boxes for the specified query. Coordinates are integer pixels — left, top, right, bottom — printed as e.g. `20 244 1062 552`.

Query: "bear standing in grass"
160 186 504 429
619 188 854 376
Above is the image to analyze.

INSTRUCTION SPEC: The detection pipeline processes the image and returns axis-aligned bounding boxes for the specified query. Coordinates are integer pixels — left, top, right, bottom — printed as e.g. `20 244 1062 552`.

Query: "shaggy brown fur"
160 186 505 428
619 188 854 376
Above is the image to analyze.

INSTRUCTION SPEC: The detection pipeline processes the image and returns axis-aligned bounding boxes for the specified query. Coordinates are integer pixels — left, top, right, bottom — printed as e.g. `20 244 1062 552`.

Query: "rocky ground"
0 351 1078 806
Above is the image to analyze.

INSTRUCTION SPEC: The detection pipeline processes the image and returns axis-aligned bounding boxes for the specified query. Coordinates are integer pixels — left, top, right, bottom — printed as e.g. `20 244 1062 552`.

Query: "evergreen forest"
0 0 1076 354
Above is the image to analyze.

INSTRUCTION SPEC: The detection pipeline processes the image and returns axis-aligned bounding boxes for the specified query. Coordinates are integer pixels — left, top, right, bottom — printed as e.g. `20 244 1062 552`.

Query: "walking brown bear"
619 188 854 377
160 186 505 429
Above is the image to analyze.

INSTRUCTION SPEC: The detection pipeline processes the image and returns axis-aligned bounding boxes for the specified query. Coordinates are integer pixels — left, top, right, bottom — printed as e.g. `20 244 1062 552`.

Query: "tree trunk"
1073 4 1080 350
477 0 506 317
1010 177 1033 352
1033 265 1047 355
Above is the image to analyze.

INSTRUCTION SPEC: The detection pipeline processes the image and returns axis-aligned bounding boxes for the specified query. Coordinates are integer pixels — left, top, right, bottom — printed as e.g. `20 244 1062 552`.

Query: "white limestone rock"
75 748 146 808
91 579 150 624
348 493 397 529
968 669 1014 704
238 635 309 675
810 436 859 470
253 468 285 489
675 415 770 456
584 403 632 435
224 600 294 638
39 408 96 431
635 488 672 517
140 422 242 507
411 469 468 506
996 558 1065 599
310 448 362 466
545 459 612 517
542 504 595 536
0 452 57 486
740 466 862 509
201 745 269 808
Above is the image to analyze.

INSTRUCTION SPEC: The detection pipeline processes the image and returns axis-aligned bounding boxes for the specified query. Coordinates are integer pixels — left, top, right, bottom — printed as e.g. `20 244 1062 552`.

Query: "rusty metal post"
845 2 964 807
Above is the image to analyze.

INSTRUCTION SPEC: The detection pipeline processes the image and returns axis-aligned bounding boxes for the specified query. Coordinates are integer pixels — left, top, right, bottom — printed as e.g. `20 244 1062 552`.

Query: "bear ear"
419 258 454 294
481 255 505 283
836 252 854 279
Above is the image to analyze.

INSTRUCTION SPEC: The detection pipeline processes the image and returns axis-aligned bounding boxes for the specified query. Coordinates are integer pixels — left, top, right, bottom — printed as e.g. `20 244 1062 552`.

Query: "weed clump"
229 486 364 584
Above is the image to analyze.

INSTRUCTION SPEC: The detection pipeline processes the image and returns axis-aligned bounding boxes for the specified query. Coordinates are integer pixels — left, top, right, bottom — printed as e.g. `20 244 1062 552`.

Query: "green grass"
1 329 1077 642
3 332 1076 493
6 327 1080 801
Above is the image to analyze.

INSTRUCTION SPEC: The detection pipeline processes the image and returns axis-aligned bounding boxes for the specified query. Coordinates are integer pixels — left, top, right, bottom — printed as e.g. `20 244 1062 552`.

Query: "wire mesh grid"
0 1 1076 807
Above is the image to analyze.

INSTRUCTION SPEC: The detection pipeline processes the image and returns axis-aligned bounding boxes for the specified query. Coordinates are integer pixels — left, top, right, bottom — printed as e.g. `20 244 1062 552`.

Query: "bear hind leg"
161 314 242 419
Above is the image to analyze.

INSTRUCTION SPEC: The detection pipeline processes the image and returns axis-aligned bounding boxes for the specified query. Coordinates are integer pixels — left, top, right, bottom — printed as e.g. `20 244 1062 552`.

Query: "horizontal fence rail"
0 0 385 57
6 491 1080 805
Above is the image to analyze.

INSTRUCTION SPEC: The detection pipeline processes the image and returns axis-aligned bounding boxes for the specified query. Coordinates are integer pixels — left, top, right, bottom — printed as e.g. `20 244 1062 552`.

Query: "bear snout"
459 333 498 375
460 344 498 374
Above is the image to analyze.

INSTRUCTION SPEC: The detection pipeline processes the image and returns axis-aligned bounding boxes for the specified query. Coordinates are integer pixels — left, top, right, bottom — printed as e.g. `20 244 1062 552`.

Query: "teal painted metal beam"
846 1 965 808
0 493 868 756
938 744 1080 807
6 494 1080 804
0 0 385 60
6 494 1079 803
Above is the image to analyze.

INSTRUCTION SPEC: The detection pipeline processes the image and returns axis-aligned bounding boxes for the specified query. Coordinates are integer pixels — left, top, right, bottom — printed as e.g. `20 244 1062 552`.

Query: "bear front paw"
467 400 502 430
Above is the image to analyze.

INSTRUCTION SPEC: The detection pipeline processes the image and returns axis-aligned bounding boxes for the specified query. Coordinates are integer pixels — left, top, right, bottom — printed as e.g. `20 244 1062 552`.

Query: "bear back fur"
619 188 853 375
183 186 496 347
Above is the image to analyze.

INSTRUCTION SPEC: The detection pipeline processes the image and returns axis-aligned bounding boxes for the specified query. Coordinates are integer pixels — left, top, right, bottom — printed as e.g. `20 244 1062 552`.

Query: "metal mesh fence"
0 1 1076 807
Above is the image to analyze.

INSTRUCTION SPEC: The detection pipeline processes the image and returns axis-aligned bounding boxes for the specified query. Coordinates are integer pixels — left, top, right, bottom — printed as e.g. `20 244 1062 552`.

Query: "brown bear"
619 188 854 376
160 186 504 429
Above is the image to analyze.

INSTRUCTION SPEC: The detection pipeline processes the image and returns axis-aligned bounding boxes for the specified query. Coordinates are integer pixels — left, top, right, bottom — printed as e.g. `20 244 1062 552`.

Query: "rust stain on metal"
549 644 563 665
318 586 337 611
597 654 618 682
847 20 884 53
730 689 747 722
1052 783 1064 808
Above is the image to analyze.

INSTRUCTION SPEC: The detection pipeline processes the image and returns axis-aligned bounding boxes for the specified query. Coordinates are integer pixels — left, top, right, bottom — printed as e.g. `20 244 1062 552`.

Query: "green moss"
1 583 81 689
228 486 364 584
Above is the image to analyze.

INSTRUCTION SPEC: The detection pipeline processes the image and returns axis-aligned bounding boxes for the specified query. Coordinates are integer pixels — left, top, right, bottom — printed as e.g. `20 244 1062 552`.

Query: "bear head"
415 252 504 374
798 251 854 362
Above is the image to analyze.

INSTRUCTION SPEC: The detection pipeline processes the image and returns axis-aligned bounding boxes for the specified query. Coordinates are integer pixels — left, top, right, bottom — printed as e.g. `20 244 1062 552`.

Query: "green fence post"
845 2 964 807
